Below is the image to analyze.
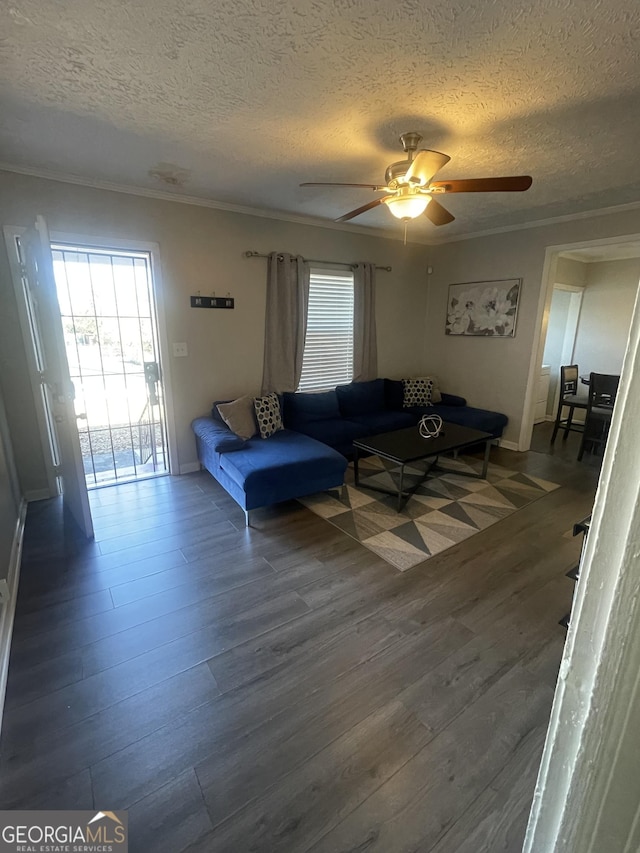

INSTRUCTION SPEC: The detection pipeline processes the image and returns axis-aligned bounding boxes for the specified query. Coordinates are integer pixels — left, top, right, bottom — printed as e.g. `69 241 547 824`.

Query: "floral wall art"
445 278 521 337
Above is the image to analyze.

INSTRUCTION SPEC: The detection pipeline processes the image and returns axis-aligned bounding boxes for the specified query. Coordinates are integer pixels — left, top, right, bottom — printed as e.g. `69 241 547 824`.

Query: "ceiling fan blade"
425 199 455 226
404 150 451 186
335 197 393 222
300 182 387 190
430 176 533 193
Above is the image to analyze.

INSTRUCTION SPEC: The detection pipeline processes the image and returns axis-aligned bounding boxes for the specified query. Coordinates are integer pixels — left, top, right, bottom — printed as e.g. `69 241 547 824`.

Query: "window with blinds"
297 268 354 392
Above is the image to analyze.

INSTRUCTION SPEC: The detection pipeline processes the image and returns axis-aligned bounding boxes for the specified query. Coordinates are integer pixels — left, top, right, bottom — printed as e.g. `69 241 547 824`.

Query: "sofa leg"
244 509 251 527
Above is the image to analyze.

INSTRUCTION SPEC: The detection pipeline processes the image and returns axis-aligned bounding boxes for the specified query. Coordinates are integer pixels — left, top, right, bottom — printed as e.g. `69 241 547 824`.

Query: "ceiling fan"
301 132 532 226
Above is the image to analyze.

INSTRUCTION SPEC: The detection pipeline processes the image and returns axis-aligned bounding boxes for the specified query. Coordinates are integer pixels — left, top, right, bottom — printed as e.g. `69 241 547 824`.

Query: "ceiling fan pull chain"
403 221 408 246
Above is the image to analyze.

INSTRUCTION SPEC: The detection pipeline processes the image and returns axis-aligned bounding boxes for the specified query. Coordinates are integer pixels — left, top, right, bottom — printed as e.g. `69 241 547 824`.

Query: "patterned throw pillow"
253 393 284 439
402 377 435 408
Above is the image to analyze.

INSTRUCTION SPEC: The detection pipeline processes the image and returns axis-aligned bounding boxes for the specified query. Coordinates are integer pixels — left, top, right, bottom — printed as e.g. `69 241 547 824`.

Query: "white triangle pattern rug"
299 455 560 571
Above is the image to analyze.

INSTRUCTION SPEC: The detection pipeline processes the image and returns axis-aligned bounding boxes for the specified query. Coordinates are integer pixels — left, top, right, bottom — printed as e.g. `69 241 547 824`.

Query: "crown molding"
4 160 638 249
0 162 433 247
429 199 640 244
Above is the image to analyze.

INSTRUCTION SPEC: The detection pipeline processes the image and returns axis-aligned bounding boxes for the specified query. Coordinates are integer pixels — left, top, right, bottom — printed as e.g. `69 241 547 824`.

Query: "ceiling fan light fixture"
384 193 430 220
301 132 532 228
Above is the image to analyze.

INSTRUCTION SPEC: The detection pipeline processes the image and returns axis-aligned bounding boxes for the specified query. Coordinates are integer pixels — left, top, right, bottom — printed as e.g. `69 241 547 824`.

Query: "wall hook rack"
190 295 234 309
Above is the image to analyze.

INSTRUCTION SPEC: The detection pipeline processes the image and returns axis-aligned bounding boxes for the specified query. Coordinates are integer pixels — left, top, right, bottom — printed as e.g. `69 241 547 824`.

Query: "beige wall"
426 212 640 447
0 170 430 488
573 257 640 378
555 256 588 287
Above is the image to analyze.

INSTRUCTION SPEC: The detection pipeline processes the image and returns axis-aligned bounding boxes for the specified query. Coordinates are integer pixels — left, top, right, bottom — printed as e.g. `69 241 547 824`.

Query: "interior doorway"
524 235 640 453
50 243 169 488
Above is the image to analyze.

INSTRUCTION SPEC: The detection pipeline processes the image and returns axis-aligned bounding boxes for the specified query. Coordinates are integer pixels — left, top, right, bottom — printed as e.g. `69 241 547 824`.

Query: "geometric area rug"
299 454 560 571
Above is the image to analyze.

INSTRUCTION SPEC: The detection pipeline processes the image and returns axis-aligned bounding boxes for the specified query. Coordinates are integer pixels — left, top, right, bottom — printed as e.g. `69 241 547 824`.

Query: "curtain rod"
244 250 391 272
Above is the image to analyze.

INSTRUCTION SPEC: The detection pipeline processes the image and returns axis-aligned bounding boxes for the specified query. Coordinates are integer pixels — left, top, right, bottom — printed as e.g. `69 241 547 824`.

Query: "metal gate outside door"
51 244 169 488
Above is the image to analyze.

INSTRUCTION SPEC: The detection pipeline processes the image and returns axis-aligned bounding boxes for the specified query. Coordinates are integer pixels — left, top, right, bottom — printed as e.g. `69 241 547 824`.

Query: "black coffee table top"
353 421 493 464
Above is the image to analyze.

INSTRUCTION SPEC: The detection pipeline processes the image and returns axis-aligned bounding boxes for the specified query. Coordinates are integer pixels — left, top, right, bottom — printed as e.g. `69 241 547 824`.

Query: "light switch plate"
172 342 188 357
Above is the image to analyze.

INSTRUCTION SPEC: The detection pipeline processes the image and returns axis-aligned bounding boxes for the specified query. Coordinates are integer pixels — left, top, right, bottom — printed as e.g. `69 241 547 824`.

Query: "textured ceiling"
3 0 640 241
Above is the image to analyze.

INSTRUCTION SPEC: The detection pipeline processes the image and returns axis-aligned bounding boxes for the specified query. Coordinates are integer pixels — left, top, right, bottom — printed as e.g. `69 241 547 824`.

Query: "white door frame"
523 254 640 851
14 228 179 483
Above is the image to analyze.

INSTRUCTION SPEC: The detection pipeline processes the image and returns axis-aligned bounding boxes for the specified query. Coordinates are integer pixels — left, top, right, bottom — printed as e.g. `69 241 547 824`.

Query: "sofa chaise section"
192 416 348 524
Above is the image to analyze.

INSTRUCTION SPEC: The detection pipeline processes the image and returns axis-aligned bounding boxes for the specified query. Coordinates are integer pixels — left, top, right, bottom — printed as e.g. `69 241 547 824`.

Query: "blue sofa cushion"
432 404 508 437
439 392 467 407
191 417 246 452
219 429 346 492
348 410 417 434
291 417 368 453
282 390 341 431
384 379 404 411
336 379 386 417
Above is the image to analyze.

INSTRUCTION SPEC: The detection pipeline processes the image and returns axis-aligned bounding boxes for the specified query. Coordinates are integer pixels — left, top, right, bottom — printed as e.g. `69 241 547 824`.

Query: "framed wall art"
445 278 521 337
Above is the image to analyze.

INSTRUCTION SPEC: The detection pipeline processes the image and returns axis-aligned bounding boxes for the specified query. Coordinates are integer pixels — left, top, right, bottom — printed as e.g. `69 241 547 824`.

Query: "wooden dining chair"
577 372 620 461
550 364 588 444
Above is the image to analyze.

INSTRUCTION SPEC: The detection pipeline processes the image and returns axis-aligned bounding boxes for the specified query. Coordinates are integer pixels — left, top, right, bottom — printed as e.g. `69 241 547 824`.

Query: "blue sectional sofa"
192 378 508 523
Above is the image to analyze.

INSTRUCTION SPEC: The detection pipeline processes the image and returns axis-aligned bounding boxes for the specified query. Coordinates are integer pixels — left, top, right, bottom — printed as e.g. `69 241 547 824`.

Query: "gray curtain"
261 252 310 393
353 262 378 382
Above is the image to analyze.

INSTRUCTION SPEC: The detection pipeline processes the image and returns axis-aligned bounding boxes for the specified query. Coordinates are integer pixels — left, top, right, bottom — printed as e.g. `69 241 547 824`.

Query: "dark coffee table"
353 421 494 511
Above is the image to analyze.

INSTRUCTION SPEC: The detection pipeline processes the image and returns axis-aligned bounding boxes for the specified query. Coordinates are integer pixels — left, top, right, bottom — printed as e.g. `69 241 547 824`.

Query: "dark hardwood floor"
0 425 600 852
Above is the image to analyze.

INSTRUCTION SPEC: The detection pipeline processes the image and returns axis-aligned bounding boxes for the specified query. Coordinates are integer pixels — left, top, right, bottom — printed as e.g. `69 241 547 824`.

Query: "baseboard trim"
179 462 201 475
498 439 520 451
0 499 27 734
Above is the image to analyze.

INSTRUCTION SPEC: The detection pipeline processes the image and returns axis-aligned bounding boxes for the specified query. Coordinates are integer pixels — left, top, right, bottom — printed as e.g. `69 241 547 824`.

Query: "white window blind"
297 268 354 392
